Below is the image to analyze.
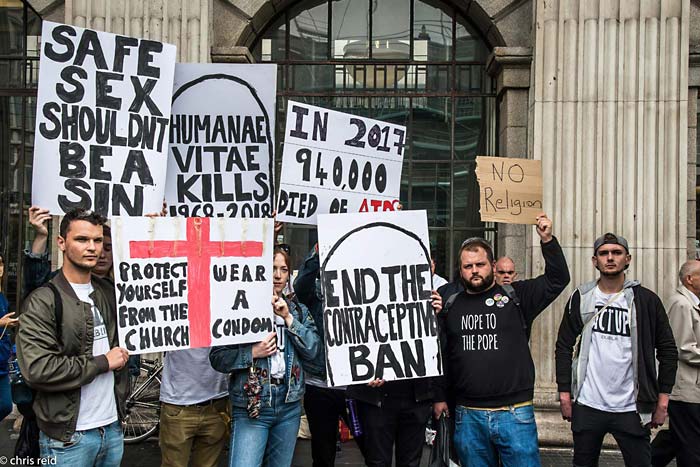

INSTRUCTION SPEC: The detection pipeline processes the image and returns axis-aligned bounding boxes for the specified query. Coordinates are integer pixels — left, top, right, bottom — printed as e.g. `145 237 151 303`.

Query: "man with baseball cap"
555 233 678 466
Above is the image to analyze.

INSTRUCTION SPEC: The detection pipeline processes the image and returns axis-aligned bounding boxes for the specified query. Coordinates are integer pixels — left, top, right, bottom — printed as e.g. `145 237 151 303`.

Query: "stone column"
529 0 690 444
688 88 697 257
487 47 532 278
688 45 700 257
64 0 212 63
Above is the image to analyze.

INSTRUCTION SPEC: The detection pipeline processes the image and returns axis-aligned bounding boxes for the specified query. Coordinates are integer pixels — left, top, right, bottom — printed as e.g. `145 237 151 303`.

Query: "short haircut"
59 209 107 238
458 237 494 264
679 260 700 284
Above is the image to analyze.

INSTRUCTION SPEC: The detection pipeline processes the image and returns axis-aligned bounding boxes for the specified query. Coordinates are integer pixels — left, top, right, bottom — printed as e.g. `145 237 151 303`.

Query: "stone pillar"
64 0 212 63
688 45 700 257
688 88 697 258
487 47 532 278
529 0 690 445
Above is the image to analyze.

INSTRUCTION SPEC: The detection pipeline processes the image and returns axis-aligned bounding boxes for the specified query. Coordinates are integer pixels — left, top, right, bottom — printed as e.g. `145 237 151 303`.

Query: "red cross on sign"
129 217 264 348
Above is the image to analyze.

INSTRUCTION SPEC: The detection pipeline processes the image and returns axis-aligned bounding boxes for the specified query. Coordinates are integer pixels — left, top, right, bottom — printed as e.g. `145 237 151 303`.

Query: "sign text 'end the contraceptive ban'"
318 210 441 386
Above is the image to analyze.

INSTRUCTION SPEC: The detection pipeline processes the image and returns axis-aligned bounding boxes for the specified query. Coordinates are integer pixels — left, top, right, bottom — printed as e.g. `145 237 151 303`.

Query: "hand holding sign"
431 291 443 314
535 213 553 243
272 294 292 327
367 379 386 388
106 347 130 371
28 206 51 237
28 206 52 256
252 332 277 359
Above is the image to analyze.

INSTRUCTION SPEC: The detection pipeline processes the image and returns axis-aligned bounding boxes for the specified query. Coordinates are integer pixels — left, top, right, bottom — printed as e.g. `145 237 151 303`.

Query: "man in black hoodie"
433 213 570 467
555 233 677 467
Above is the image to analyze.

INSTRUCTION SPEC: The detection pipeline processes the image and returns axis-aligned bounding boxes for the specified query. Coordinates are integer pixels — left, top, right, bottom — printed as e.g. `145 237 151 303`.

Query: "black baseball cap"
593 233 629 254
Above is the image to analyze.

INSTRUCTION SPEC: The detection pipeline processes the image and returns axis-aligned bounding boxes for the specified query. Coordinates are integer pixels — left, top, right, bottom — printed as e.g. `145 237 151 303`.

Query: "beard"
463 270 495 293
596 263 625 277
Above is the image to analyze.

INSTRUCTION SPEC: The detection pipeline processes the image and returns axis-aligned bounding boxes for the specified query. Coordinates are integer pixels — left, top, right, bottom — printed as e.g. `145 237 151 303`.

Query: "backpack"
443 284 530 340
13 282 63 460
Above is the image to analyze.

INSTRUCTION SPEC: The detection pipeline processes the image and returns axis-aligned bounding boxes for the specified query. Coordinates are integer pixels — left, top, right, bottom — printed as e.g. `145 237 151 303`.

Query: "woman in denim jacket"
210 246 321 467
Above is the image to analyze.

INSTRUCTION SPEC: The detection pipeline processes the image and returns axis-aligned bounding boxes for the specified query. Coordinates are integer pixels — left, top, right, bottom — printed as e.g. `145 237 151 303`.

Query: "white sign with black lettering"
165 64 276 219
32 21 176 217
318 210 441 386
277 101 405 225
112 216 274 354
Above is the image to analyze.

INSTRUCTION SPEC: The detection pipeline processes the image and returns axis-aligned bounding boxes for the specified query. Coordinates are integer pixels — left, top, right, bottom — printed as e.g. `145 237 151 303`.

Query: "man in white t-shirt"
17 209 130 466
555 233 678 467
159 348 230 467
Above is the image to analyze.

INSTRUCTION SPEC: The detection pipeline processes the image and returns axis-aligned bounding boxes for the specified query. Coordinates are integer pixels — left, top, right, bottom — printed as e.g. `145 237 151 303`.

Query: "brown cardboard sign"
475 157 543 224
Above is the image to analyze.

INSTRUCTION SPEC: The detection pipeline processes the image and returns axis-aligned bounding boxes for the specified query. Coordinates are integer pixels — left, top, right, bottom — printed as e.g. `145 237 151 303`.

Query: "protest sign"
277 101 405 225
475 156 543 224
165 64 276 218
112 216 273 354
32 21 176 217
318 210 441 386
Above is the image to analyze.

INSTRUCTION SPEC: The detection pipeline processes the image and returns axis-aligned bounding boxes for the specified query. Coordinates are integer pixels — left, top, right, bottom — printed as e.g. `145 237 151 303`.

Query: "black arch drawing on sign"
320 221 438 387
171 73 275 214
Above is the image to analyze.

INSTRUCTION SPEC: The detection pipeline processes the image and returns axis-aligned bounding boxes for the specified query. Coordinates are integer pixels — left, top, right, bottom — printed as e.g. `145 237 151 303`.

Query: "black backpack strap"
44 283 63 346
443 292 460 314
502 284 529 339
502 284 520 306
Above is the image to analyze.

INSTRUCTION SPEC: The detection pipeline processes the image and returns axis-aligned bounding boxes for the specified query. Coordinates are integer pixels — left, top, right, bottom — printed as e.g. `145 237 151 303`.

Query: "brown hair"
274 245 292 270
458 237 494 264
59 208 107 237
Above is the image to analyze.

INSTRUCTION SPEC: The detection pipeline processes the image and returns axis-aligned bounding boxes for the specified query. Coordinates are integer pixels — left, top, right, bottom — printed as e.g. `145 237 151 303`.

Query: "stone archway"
234 0 509 49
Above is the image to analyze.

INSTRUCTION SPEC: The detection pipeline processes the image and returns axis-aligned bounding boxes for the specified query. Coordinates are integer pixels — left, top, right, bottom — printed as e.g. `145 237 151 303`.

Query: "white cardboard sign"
165 64 277 219
112 216 274 354
277 101 405 225
318 210 441 386
32 21 176 217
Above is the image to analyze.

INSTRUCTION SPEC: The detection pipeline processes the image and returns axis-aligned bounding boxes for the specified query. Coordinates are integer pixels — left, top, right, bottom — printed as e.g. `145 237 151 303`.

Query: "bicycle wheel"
122 360 162 444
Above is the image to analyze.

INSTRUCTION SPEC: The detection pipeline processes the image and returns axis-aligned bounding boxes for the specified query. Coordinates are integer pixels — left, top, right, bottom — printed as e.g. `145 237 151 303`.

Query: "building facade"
1 0 699 444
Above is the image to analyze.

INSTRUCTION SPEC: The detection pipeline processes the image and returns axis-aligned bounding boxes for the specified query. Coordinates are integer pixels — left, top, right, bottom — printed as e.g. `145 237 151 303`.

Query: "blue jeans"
39 420 123 467
228 384 301 467
0 375 12 421
454 404 541 467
